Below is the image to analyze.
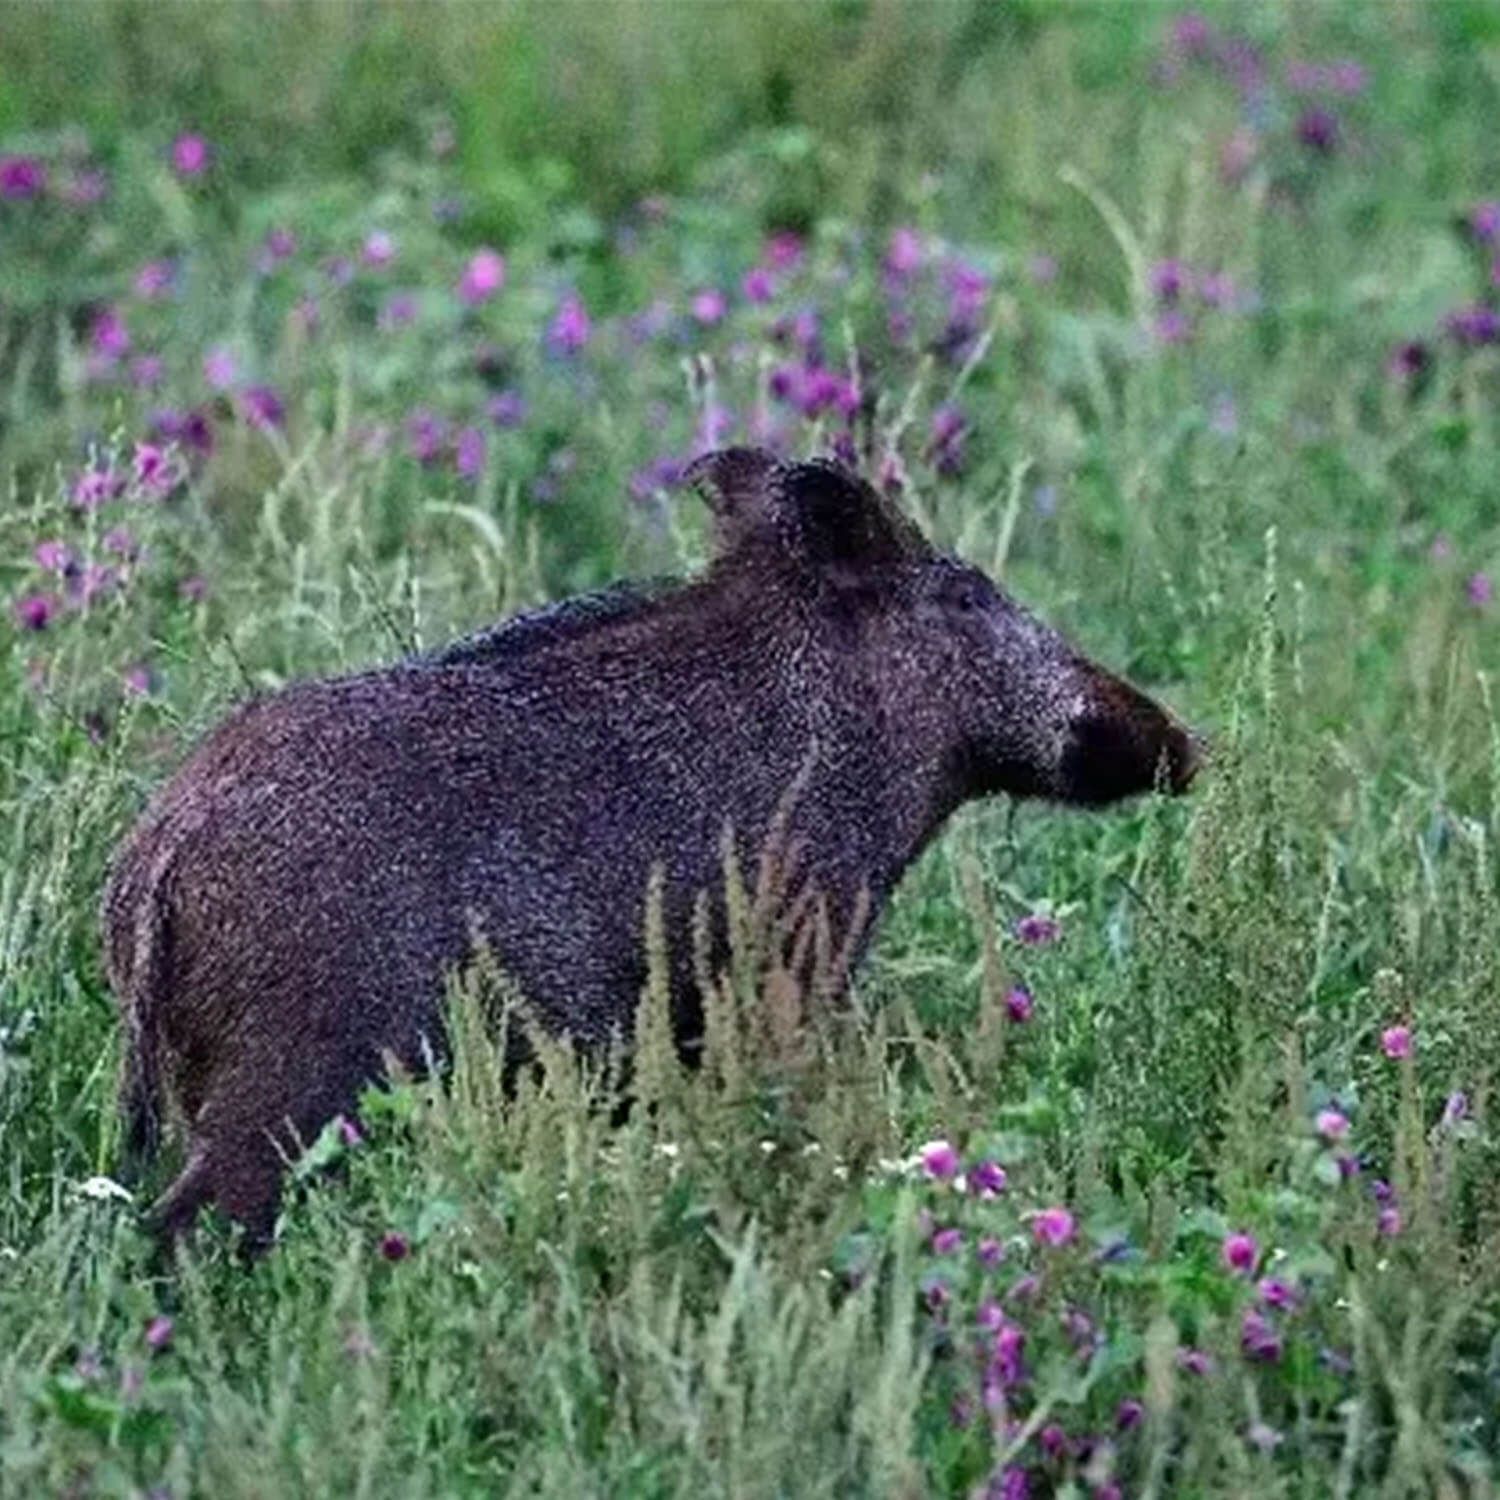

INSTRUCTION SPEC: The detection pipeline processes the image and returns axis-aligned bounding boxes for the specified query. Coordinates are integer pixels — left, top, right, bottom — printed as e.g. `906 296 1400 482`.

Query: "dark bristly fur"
101 447 1198 1250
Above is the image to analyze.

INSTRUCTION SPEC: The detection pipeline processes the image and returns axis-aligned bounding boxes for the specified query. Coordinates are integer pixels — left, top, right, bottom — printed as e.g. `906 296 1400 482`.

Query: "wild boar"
102 446 1197 1248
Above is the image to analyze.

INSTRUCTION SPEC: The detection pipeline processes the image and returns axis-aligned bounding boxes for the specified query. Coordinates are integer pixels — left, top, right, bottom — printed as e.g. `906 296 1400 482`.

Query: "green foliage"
3 2 1500 1495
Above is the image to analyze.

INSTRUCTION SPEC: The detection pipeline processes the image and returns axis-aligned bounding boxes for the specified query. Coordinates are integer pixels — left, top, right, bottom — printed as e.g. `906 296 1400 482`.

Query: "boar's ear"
778 458 927 571
685 447 784 555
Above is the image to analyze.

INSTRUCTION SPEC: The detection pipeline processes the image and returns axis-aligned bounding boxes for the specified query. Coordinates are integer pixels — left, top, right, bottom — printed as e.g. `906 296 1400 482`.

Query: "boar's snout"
1057 667 1201 806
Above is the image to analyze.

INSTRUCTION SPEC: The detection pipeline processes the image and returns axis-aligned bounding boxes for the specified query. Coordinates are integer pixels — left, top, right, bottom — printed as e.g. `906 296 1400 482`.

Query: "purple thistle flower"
1115 1398 1144 1431
454 426 486 480
130 356 164 391
486 390 528 428
885 227 924 279
1038 1424 1067 1459
1387 342 1430 381
548 292 592 353
1376 1204 1403 1236
12 593 59 630
742 266 775 304
457 247 506 305
690 288 727 325
203 347 238 391
1014 913 1059 946
969 1159 1008 1197
104 526 139 561
1441 1090 1469 1126
262 226 296 264
124 664 152 697
1467 572 1493 607
931 1226 963 1255
1240 1309 1283 1363
1297 108 1339 153
1005 1273 1040 1304
34 540 75 573
1257 1276 1299 1309
171 133 210 177
378 294 418 333
1155 309 1192 345
764 230 803 270
1329 59 1368 95
990 1321 1026 1385
1315 1107 1351 1142
977 1235 1005 1267
1221 1230 1258 1275
134 260 175 299
72 467 122 510
1472 202 1500 243
151 406 214 457
976 1298 1005 1331
240 385 285 431
920 1139 960 1180
1032 1206 1075 1248
337 1115 363 1147
1380 1024 1413 1059
91 307 130 361
922 1277 950 1313
406 410 449 466
992 1463 1030 1500
1447 304 1500 346
1170 12 1214 57
1150 260 1190 305
0 155 45 199
133 442 176 496
379 1231 410 1262
1176 1346 1214 1376
362 230 396 268
144 1315 174 1351
1004 987 1034 1024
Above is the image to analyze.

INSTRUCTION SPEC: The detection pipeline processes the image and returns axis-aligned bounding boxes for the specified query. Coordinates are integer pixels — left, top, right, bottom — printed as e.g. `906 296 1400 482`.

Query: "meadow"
2 2 1500 1494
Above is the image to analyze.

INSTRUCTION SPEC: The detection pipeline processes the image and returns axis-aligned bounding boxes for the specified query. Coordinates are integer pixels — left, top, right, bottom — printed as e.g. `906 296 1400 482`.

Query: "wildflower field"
3 2 1500 1495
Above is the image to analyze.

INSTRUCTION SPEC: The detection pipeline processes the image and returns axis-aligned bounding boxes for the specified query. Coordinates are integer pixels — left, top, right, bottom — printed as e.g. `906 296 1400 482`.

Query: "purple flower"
1472 202 1500 243
240 385 285 430
72 467 122 510
203 347 238 391
977 1235 1005 1267
1315 1107 1350 1142
1150 260 1190 305
104 527 139 561
486 390 528 428
34 540 74 573
134 442 176 495
991 1464 1030 1500
179 575 208 602
764 231 803 270
337 1115 363 1147
690 288 726 325
406 410 449 465
1221 1230 1258 1276
1032 1206 1075 1248
1014 913 1059 946
262 226 296 265
378 294 418 333
990 1321 1026 1384
0 155 45 199
931 1226 963 1255
1381 1024 1413 1060
548 292 592 353
1240 1309 1283 1363
922 1277 950 1313
130 356 164 391
742 266 775 304
379 1231 410 1262
1155 310 1192 345
1387 341 1430 381
91 307 130 361
362 230 396 268
929 404 967 476
1376 1204 1403 1236
1257 1276 1299 1309
1447 304 1500 345
1297 108 1339 153
1115 1398 1144 1431
1004 987 1034 1024
454 426 486 480
969 1159 1008 1197
1038 1424 1067 1459
144 1315 173 1351
920 1139 960 1180
1467 572 1493 607
1170 12 1214 56
1176 1346 1214 1376
1441 1090 1469 1127
150 406 214 457
123 664 152 697
12 593 59 630
976 1298 1005 1331
457 247 506 305
171 133 210 177
134 260 175 299
885 227 924 279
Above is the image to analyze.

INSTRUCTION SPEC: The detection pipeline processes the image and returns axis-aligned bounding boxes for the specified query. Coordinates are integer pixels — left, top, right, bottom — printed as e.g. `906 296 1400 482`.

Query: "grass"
2 1 1500 1494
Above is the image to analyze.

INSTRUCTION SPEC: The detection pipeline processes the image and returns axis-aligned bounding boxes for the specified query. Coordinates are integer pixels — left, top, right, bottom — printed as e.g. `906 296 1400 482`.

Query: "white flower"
75 1176 134 1203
